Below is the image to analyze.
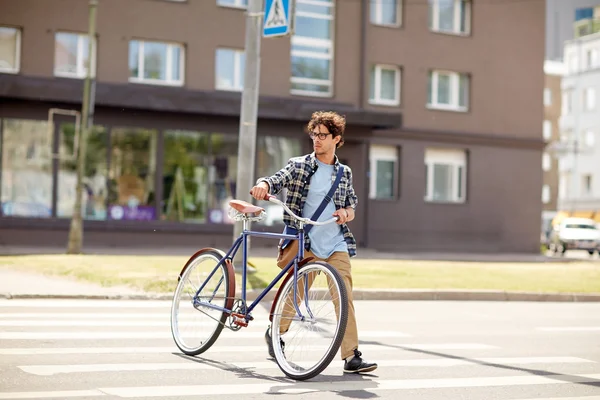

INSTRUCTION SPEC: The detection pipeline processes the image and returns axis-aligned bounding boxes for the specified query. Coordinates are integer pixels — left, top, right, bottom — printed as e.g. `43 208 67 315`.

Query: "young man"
250 110 377 374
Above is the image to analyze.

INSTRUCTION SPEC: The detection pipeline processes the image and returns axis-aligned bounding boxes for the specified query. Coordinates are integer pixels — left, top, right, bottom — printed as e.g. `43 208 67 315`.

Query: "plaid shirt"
257 152 359 257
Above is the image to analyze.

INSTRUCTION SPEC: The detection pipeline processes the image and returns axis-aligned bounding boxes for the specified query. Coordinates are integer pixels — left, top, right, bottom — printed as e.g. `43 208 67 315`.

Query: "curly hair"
306 111 347 148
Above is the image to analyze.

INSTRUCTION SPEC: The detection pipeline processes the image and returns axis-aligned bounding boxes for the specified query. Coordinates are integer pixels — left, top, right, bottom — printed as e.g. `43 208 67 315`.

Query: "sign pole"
232 0 263 265
232 0 294 266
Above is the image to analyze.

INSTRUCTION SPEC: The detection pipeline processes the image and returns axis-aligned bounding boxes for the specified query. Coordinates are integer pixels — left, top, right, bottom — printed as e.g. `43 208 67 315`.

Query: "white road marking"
0 330 412 339
0 320 199 327
0 389 105 399
0 343 497 355
2 374 599 399
0 313 168 319
510 398 600 400
0 299 172 308
537 326 600 332
18 357 595 376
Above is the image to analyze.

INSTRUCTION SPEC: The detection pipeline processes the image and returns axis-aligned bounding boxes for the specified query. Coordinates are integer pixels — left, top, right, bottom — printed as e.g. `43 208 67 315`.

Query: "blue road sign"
263 0 293 38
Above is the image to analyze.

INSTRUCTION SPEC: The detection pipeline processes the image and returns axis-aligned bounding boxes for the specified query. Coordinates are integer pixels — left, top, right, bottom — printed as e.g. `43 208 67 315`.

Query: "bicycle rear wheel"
170 249 235 356
270 261 348 380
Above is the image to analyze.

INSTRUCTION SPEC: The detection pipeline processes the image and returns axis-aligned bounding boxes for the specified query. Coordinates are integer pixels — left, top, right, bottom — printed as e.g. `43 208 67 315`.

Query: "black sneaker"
343 349 378 374
264 326 285 359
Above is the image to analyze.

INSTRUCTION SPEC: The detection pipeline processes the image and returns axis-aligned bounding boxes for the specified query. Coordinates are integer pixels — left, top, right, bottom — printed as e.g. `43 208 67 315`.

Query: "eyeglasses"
309 132 332 140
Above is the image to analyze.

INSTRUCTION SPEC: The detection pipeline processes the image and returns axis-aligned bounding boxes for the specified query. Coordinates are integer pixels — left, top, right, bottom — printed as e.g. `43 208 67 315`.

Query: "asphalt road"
0 299 599 400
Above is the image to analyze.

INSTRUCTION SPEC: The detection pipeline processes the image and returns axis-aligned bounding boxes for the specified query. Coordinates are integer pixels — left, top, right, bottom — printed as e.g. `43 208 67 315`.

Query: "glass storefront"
1 119 53 217
255 136 302 226
57 123 108 220
107 127 158 221
0 118 301 227
162 129 211 223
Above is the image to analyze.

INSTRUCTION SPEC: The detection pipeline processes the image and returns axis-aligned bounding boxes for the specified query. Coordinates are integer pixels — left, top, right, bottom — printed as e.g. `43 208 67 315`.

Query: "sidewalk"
1 245 598 302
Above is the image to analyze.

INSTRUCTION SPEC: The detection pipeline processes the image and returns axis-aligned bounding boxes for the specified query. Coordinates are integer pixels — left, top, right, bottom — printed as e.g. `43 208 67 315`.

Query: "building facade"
546 0 600 61
0 0 545 253
557 26 600 221
541 60 565 237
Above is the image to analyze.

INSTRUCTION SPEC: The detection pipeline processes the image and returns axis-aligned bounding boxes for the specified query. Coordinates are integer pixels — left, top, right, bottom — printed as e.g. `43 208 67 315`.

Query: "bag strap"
305 165 344 234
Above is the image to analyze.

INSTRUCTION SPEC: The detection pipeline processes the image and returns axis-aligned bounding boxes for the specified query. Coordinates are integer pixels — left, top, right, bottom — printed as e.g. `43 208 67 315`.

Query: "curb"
2 289 600 302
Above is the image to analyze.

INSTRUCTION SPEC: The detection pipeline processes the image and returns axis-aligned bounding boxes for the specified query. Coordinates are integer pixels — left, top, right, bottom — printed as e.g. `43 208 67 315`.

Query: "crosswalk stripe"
1 373 599 399
0 330 412 339
0 389 104 399
17 357 596 376
537 326 600 332
0 320 203 327
0 313 169 319
512 397 600 400
0 343 497 355
0 299 172 308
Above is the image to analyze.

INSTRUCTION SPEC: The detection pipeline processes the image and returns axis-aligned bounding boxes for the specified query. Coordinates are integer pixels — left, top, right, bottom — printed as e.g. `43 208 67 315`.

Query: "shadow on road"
174 353 381 398
358 338 600 390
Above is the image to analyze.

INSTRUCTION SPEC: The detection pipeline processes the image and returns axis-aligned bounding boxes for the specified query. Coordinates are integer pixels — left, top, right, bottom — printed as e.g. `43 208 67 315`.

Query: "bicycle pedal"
233 318 248 327
231 313 249 327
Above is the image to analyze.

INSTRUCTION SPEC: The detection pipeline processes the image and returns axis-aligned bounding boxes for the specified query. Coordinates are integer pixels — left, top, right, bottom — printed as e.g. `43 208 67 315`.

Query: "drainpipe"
358 0 367 110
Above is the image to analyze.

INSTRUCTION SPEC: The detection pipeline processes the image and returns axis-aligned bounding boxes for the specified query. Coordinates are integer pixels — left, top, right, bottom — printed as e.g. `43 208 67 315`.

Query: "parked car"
548 217 600 256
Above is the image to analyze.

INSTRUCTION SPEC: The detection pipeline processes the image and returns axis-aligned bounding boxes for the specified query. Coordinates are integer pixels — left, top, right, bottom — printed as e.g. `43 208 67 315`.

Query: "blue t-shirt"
302 159 348 259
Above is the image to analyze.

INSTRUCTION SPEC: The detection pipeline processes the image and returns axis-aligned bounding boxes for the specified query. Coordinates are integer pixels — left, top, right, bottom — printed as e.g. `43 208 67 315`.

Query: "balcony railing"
574 18 600 38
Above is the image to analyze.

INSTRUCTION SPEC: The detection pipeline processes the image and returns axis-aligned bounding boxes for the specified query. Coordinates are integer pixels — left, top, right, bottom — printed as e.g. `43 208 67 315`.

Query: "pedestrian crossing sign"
263 0 294 38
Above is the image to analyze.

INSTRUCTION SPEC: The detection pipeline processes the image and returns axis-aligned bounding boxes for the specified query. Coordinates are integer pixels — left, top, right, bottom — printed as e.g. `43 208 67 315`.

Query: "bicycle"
170 195 349 381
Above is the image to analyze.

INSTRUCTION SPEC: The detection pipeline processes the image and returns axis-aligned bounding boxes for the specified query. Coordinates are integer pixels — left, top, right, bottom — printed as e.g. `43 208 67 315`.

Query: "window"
369 145 398 200
568 53 578 74
206 134 238 224
585 129 596 147
543 120 552 141
562 90 572 115
559 173 568 200
428 0 470 35
0 26 21 73
586 48 599 69
583 174 593 196
369 65 401 106
1 119 52 217
542 152 551 172
57 123 107 219
162 130 211 223
425 148 467 203
107 128 158 221
129 40 184 86
370 0 401 26
542 185 550 204
215 48 245 91
290 0 334 97
427 70 469 111
543 88 552 106
584 87 596 111
217 0 247 8
54 32 96 79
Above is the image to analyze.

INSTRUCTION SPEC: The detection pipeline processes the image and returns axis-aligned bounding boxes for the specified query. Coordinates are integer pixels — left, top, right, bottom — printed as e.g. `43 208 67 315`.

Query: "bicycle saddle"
229 200 265 216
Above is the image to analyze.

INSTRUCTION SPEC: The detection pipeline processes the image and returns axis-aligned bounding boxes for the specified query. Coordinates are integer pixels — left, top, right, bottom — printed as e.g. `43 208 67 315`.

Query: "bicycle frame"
194 217 310 323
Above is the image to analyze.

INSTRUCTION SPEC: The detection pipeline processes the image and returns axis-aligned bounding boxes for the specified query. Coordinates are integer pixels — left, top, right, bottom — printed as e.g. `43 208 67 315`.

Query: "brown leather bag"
276 239 299 269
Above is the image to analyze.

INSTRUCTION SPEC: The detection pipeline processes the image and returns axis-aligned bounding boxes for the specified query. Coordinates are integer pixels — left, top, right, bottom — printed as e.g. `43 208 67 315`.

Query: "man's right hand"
250 182 270 201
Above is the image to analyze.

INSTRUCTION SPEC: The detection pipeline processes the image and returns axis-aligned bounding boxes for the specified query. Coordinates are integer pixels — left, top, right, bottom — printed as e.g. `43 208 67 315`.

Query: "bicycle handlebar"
265 195 339 226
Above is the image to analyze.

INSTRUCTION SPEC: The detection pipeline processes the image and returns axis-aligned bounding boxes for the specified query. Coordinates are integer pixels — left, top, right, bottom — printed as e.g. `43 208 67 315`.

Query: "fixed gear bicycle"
170 195 349 381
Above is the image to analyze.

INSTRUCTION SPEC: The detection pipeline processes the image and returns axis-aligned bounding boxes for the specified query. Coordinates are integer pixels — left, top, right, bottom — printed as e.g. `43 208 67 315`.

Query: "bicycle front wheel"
170 249 235 356
270 261 348 380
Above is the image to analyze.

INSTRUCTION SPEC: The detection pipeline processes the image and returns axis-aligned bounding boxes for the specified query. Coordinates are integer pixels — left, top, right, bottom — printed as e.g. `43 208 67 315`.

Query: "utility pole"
232 0 263 264
67 0 98 254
